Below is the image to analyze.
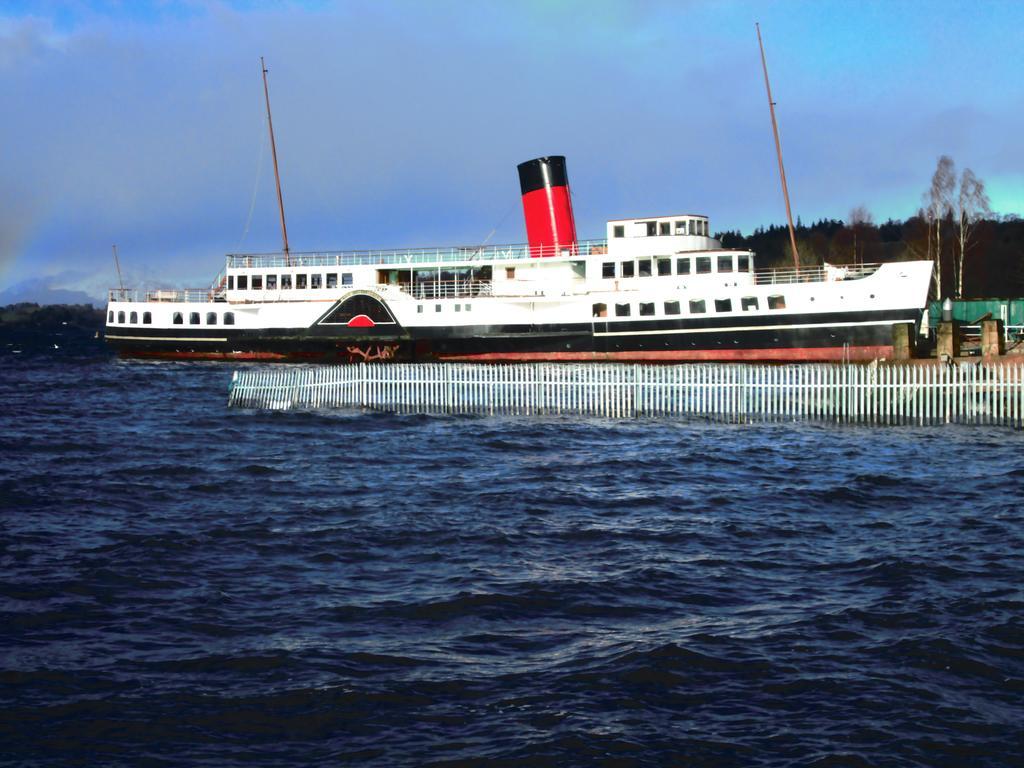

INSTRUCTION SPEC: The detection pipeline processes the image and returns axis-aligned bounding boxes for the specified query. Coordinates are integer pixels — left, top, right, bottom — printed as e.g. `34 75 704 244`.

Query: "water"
2 331 1024 766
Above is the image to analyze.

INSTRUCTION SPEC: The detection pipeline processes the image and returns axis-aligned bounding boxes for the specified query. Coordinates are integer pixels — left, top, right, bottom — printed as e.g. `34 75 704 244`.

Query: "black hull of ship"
105 308 921 363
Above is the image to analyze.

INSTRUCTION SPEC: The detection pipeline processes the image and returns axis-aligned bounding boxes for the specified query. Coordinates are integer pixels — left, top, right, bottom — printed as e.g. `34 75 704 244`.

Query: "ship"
104 154 933 363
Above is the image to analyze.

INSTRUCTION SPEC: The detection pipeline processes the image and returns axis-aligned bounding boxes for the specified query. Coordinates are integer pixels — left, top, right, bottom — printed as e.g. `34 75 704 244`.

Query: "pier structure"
228 361 1024 427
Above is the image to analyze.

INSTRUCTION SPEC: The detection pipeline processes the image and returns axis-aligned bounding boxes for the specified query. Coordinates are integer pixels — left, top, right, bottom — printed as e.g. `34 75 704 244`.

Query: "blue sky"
1 0 1022 302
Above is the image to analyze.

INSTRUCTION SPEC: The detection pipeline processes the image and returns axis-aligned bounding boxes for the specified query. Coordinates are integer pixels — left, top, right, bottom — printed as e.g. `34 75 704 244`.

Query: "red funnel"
517 156 577 258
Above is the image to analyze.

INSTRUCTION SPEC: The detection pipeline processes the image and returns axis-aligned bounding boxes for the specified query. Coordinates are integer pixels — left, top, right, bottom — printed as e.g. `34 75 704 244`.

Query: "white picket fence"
227 362 1024 426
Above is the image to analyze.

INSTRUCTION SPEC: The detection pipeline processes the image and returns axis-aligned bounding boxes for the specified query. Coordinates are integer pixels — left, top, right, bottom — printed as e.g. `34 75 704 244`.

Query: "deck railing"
753 263 881 285
225 240 609 269
397 280 493 299
108 288 221 303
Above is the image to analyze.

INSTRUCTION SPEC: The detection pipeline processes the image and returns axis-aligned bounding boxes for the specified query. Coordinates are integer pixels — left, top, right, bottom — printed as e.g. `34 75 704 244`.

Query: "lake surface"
2 331 1023 766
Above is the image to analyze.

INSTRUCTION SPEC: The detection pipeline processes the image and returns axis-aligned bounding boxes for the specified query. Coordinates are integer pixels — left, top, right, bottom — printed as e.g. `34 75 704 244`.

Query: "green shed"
927 299 1024 329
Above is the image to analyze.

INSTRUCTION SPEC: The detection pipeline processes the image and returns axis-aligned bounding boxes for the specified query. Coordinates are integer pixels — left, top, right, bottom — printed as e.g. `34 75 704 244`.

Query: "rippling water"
2 333 1023 766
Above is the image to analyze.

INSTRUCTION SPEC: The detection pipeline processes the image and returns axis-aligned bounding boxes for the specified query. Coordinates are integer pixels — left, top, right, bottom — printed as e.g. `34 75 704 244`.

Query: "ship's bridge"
606 214 719 259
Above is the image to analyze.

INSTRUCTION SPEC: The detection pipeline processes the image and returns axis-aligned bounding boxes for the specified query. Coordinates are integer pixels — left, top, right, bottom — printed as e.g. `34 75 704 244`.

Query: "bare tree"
954 168 992 297
848 205 873 265
925 155 956 298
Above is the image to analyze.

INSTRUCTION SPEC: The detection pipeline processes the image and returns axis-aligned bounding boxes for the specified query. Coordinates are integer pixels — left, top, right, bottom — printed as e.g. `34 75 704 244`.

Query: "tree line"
716 157 1023 300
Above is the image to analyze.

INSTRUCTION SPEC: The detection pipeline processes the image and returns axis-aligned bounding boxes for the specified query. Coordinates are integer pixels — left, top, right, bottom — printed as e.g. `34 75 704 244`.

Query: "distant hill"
0 278 101 307
0 303 109 357
0 302 105 330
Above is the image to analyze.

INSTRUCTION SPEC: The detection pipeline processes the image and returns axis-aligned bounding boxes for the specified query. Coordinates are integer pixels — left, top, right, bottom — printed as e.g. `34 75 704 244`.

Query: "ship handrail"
107 288 222 303
394 280 494 299
753 262 882 285
224 239 610 269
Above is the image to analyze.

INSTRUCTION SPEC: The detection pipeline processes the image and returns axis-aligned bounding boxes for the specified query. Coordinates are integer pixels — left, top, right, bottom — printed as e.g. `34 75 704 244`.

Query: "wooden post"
936 321 960 360
891 322 915 360
981 319 1005 359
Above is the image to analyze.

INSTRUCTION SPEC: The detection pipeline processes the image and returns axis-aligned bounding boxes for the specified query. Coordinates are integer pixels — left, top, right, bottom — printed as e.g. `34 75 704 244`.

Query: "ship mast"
261 56 290 262
756 23 800 271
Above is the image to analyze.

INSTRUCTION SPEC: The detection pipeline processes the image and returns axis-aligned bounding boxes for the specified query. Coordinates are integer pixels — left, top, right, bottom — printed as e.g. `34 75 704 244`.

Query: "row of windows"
612 220 709 238
602 254 749 279
598 256 753 280
230 272 353 291
417 303 473 313
593 295 786 318
109 310 236 325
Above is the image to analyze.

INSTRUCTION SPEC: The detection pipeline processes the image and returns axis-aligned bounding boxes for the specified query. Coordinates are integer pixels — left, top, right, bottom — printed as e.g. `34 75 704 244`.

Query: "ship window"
173 312 183 324
266 274 277 290
677 258 691 275
189 312 200 324
613 225 625 238
703 221 709 236
615 303 631 317
224 312 235 325
281 274 292 289
696 257 712 274
294 274 305 289
237 275 248 290
715 299 732 313
718 256 733 273
592 302 607 318
228 275 234 290
342 273 353 286
768 295 786 310
143 311 152 324
506 267 515 279
108 310 114 322
117 311 125 323
465 304 471 311
664 300 680 315
645 221 657 236
602 262 615 278
639 302 655 316
311 274 322 289
206 312 216 324
659 222 671 236
657 259 671 276
738 255 750 272
417 304 423 313
689 299 706 314
741 297 759 311
252 276 263 290
675 220 686 235
621 261 635 278
129 311 138 323
436 304 442 312
455 304 461 312
638 259 652 277
326 273 338 289
690 220 698 235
